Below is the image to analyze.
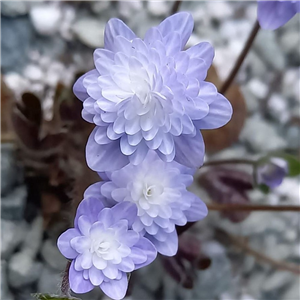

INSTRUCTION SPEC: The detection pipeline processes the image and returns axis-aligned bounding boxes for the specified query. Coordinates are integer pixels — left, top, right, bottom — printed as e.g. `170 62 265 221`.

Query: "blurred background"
1 1 299 300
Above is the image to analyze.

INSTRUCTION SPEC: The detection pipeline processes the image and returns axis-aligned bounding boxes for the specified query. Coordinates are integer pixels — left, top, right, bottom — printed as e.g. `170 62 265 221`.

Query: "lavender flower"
257 1 300 30
74 12 232 172
57 196 157 300
256 157 288 188
98 151 208 256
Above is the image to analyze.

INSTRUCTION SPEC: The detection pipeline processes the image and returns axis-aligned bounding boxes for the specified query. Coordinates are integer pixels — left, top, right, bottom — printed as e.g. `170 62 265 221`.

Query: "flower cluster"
257 1 300 30
58 12 232 300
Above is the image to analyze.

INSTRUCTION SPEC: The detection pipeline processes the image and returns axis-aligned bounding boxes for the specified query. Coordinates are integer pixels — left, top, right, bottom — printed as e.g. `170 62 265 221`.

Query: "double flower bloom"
58 12 232 300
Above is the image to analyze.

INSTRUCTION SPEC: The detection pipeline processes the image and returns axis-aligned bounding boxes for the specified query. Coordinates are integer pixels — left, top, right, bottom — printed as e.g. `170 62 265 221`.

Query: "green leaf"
32 294 81 300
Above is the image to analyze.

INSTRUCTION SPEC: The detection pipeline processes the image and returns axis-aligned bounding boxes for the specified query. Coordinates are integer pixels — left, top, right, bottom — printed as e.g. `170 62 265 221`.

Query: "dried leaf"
162 232 209 288
1 76 15 142
199 167 253 222
20 92 42 127
202 66 247 152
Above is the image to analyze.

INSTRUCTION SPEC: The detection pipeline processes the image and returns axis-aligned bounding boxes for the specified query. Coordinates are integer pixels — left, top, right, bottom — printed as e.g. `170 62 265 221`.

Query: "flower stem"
171 1 182 14
203 158 256 167
61 261 71 297
220 20 260 95
207 203 300 212
218 229 300 275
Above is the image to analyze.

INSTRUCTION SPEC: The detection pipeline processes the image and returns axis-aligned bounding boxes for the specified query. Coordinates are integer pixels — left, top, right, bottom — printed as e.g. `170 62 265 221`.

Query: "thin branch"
203 158 256 167
207 203 300 212
220 21 260 95
224 231 300 275
171 1 182 15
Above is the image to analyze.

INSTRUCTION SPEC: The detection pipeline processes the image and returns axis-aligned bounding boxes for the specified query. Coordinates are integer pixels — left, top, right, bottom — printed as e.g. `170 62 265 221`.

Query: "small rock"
254 30 285 71
280 30 300 54
44 61 65 87
41 239 67 271
1 185 27 221
281 278 300 300
90 1 111 14
1 143 23 196
247 78 268 99
23 64 43 81
118 1 143 19
263 271 294 292
14 286 37 300
1 1 30 17
3 73 30 98
147 1 170 17
282 68 300 103
8 251 43 288
1 16 33 73
206 1 233 20
287 123 300 147
30 4 62 36
37 265 61 294
240 116 286 152
1 219 28 260
240 85 260 114
1 261 14 300
247 271 266 298
267 94 290 123
275 178 300 204
59 5 76 41
73 18 105 48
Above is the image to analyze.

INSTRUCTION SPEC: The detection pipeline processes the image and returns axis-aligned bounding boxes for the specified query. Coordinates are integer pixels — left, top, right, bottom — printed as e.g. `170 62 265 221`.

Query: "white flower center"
90 234 117 257
143 184 164 201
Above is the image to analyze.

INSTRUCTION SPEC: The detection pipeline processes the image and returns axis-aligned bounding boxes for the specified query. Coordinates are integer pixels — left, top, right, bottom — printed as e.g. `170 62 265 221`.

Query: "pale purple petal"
69 261 94 294
89 266 104 286
100 272 128 300
109 202 137 227
131 237 157 269
194 93 233 130
184 194 208 222
73 70 98 101
57 229 81 259
75 196 105 228
148 230 178 256
105 18 136 51
86 128 129 172
257 1 298 30
174 131 205 168
157 12 194 49
186 42 214 67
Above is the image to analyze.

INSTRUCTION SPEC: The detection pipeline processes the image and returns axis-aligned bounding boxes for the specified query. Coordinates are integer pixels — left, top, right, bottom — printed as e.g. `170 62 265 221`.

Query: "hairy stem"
61 261 71 297
203 158 256 167
220 21 260 94
207 203 300 212
171 1 182 14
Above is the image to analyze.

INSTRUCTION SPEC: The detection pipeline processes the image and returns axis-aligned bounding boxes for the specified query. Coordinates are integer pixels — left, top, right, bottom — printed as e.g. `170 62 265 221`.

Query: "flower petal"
174 131 205 168
157 12 194 49
184 194 208 222
257 1 297 30
86 128 129 172
100 272 128 300
194 93 232 130
130 237 157 269
57 229 81 259
69 261 94 294
105 18 136 51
